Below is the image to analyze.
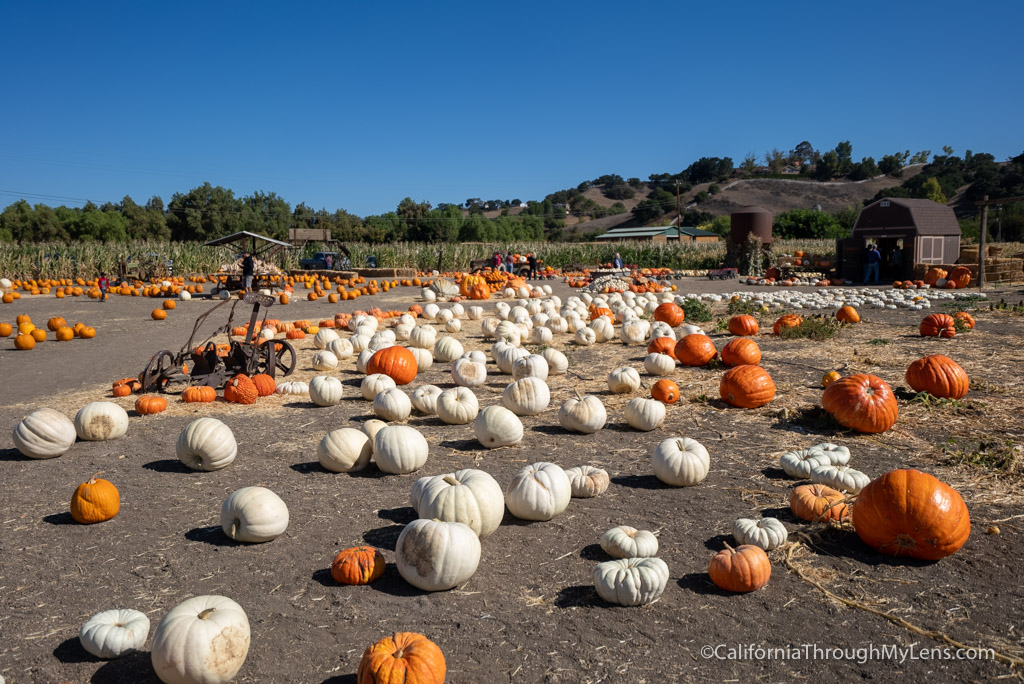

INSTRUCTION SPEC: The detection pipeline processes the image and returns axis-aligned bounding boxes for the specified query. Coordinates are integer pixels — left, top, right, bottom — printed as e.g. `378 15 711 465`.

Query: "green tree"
835 140 853 176
632 199 664 223
921 177 948 204
814 150 840 180
909 150 930 165
166 183 243 241
773 209 846 239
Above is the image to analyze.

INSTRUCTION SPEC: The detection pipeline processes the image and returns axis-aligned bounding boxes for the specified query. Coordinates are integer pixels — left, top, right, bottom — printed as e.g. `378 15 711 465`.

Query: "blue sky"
2 1 1021 218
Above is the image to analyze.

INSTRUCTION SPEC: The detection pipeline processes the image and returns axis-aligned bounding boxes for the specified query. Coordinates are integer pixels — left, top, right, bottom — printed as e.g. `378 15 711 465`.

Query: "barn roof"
853 198 961 237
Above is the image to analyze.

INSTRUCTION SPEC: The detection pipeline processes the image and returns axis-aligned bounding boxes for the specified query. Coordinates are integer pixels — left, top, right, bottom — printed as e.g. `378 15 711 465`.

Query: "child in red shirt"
98 273 109 302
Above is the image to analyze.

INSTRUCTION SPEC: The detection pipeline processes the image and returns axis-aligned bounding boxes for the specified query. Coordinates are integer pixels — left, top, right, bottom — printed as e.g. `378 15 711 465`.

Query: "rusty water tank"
730 206 773 244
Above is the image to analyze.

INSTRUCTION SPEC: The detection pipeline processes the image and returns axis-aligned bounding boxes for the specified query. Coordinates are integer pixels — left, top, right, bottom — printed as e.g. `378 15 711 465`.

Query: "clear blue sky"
2 0 1021 218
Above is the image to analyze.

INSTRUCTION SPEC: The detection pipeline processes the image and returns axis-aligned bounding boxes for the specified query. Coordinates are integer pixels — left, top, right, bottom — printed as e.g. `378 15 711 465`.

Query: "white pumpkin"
178 290 192 301
411 469 504 538
395 519 481 591
410 384 443 415
467 305 484 320
504 462 571 521
480 317 500 339
451 357 488 387
374 425 429 474
373 387 412 422
779 449 829 479
807 442 851 465
360 373 397 401
275 380 309 396
436 386 480 425
643 352 676 376
474 405 524 448
176 418 237 471
362 419 388 447
502 377 550 416
408 346 433 371
593 557 669 606
220 486 289 543
650 322 675 340
607 366 641 394
494 320 521 345
810 464 870 493
575 327 597 346
309 375 344 406
355 349 374 374
313 328 339 350
409 325 437 350
422 303 440 319
421 288 436 302
80 608 150 659
547 316 569 334
394 321 414 341
74 402 129 441
327 337 354 359
433 336 464 362
564 465 610 497
733 517 788 551
620 319 650 345
350 333 371 353
624 397 666 431
529 326 553 345
600 526 659 558
311 350 339 371
11 408 76 459
495 344 528 374
589 317 615 343
541 347 568 375
461 349 488 364
558 393 606 434
512 354 549 381
151 595 250 684
681 324 705 336
652 437 710 486
318 428 372 472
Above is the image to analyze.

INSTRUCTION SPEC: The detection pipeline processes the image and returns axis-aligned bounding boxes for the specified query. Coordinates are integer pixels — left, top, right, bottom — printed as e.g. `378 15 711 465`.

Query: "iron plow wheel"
256 340 297 378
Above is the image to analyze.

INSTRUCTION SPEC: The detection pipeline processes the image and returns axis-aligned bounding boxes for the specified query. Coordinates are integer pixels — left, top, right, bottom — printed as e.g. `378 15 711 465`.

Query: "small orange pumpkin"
708 543 771 593
151 309 167 320
651 379 680 404
70 472 120 524
135 395 168 415
773 313 803 335
112 384 132 398
790 483 850 522
331 546 386 585
673 334 717 367
182 385 217 403
727 314 758 336
835 305 860 323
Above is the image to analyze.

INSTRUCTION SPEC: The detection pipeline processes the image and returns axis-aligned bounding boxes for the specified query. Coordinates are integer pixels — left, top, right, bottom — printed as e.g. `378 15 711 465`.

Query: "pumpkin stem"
198 608 216 619
573 388 583 401
442 474 460 486
87 471 104 484
722 541 735 553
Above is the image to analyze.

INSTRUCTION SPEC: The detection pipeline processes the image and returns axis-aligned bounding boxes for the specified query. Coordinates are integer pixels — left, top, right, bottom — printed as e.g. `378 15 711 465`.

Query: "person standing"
863 244 881 284
527 252 538 279
98 273 109 302
612 252 624 269
504 252 513 273
891 244 903 275
494 251 504 272
324 253 333 270
242 251 255 292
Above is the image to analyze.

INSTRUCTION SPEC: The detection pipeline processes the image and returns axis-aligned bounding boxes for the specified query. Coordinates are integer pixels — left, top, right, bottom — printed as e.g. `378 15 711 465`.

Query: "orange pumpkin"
821 373 898 433
224 374 259 404
919 313 956 338
112 384 132 398
905 354 969 399
720 338 761 367
14 333 35 350
30 328 46 342
182 385 217 403
55 326 75 341
947 266 971 289
135 395 168 415
835 305 860 323
719 364 775 408
70 472 120 524
151 309 167 320
852 469 970 560
251 373 277 397
646 336 677 360
0 322 12 337
357 632 446 684
924 267 948 286
47 316 67 331
673 334 717 367
331 546 386 585
653 302 685 327
366 346 418 385
708 543 771 593
821 371 841 387
162 298 176 310
953 311 975 329
78 326 97 339
589 307 614 322
772 313 803 335
727 314 758 336
651 379 680 404
790 483 850 522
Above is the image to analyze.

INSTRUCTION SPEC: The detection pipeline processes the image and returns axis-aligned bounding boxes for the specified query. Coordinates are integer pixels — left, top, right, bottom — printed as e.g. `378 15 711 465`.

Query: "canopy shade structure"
203 231 293 262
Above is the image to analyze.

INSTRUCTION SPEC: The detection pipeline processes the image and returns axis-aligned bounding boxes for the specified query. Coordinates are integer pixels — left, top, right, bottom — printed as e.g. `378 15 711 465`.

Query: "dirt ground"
2 278 1023 683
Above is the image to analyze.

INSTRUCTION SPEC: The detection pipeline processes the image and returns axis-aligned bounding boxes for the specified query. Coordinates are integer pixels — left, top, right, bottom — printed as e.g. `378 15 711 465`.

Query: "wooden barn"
836 198 961 282
594 225 719 244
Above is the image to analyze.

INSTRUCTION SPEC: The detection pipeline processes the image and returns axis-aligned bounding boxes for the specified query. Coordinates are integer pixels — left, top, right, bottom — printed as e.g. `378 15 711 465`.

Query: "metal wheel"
256 340 297 378
141 350 175 393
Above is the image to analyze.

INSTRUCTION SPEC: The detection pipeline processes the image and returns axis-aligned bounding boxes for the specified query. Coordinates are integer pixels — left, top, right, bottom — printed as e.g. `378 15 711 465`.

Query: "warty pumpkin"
224 374 259 404
332 546 386 585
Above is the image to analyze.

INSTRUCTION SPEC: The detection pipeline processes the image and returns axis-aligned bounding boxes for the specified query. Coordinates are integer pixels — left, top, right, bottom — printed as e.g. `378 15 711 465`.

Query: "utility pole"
978 195 988 290
675 181 683 240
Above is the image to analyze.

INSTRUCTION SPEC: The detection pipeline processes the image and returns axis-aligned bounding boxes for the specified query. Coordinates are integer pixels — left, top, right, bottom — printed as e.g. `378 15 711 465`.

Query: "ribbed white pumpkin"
373 425 429 474
502 377 550 416
220 486 289 542
411 469 504 538
650 322 676 340
652 437 710 486
575 327 597 346
494 320 521 345
547 316 569 334
504 462 571 521
593 557 669 606
408 346 433 371
369 330 396 350
178 290 192 301
409 325 437 349
495 344 528 374
259 327 275 341
480 317 500 339
151 595 250 684
607 366 641 393
807 442 851 465
565 465 610 497
74 402 129 441
810 464 870 494
360 373 397 401
589 317 615 343
373 387 412 422
395 519 481 591
436 386 480 424
624 397 666 431
410 384 443 415
355 349 374 374
558 393 606 434
275 380 308 396
467 305 484 320
643 352 676 376
444 318 462 334
80 608 150 659
176 418 237 471
541 347 568 375
512 354 549 381
362 419 388 448
311 350 339 371
779 449 829 479
451 357 488 387
350 333 371 353
435 308 454 325
326 337 354 359
394 321 414 341
529 326 553 345
318 428 372 472
474 405 524 448
309 375 344 406
681 324 705 336
733 517 788 550
12 408 76 459
600 526 659 558
433 336 464 362
313 328 339 350
620 319 650 345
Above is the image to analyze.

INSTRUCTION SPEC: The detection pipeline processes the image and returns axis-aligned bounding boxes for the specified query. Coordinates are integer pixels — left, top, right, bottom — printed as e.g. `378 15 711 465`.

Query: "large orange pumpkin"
947 266 971 289
251 373 276 397
790 483 850 522
708 544 771 593
357 632 446 684
653 302 685 327
674 334 717 367
135 395 168 415
852 469 970 560
924 267 948 286
727 314 758 336
720 338 761 367
70 472 120 524
589 307 614 322
772 313 803 335
224 374 259 404
905 354 969 399
835 305 860 323
719 364 775 408
331 546 386 585
821 373 898 433
646 336 677 360
182 385 217 403
919 313 956 338
366 346 418 385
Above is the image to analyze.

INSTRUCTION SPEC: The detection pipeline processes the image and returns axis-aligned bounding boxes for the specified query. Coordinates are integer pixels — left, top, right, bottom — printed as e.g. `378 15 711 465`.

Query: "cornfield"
0 239 875 279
